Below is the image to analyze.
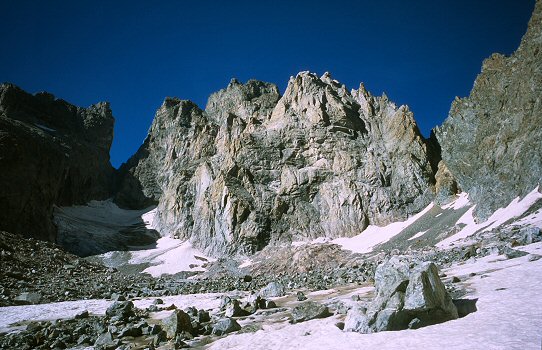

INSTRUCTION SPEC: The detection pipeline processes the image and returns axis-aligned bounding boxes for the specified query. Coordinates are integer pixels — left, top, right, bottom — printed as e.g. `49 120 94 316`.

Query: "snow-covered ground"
289 188 542 255
438 187 542 248
331 202 435 254
208 243 542 350
3 243 540 349
0 292 223 334
55 201 213 276
3 189 542 349
291 203 435 253
129 237 214 277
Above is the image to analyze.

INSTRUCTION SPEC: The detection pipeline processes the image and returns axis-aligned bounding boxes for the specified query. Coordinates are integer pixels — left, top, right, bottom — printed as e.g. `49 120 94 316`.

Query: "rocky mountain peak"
116 74 440 256
268 71 362 131
205 78 280 124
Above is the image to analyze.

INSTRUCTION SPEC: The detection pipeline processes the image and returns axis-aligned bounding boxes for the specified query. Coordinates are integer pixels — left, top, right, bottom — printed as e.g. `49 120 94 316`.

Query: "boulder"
118 324 143 338
345 257 459 333
74 310 89 319
291 301 331 323
212 318 241 336
265 300 277 309
14 292 41 305
403 262 458 323
296 291 308 301
503 247 529 259
105 301 135 320
224 299 250 317
197 309 211 323
373 256 411 299
162 309 193 339
344 306 371 333
94 332 117 350
260 281 286 298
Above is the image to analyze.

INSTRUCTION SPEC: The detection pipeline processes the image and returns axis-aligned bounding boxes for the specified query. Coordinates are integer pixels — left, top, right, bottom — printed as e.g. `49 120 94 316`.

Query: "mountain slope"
435 0 542 221
0 84 116 241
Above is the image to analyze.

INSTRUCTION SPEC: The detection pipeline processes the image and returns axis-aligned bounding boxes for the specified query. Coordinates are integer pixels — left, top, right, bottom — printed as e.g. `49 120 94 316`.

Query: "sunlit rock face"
116 72 439 256
435 0 542 221
0 83 115 241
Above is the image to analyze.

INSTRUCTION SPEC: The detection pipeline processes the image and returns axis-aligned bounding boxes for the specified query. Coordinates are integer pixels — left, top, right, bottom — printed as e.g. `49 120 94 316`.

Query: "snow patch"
129 237 215 277
207 243 542 350
141 208 157 230
331 202 434 254
438 187 542 247
408 230 428 241
55 199 154 227
34 123 56 132
307 289 336 297
291 236 331 247
239 259 254 268
0 292 223 334
442 192 471 210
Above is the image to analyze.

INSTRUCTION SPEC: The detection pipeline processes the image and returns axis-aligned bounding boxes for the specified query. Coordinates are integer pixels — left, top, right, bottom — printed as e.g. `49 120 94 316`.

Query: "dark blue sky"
0 1 535 168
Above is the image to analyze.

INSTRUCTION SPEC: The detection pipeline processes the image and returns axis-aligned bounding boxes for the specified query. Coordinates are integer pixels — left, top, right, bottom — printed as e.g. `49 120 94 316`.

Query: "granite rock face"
117 72 438 256
0 83 115 241
435 0 542 220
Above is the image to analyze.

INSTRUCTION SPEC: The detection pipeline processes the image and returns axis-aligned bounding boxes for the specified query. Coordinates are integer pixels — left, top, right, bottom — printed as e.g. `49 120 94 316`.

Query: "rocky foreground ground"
1 224 540 349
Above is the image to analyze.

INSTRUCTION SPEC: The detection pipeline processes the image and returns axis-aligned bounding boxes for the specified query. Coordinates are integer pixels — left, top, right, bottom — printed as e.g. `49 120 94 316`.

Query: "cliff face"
0 83 115 241
117 73 439 256
435 0 542 220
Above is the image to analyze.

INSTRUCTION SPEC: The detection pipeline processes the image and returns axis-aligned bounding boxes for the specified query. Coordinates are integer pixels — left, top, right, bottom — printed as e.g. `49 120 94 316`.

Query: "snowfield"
438 187 542 248
332 203 435 254
0 292 223 334
55 202 214 277
2 243 540 349
208 243 542 350
129 237 214 277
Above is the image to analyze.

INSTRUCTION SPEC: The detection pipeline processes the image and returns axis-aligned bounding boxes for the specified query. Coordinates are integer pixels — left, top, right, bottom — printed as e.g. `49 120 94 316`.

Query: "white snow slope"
129 236 214 277
209 243 542 350
438 187 542 248
55 202 213 277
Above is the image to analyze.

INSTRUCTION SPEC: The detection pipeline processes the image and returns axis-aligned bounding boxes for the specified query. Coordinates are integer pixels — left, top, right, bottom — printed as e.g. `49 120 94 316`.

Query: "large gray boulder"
115 71 439 256
346 257 458 333
161 309 194 339
212 318 241 336
403 262 458 322
259 281 286 298
373 256 411 300
291 301 331 323
435 1 542 220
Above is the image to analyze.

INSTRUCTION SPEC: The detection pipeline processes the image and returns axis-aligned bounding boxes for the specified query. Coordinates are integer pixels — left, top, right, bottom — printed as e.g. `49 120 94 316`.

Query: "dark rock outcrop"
435 0 542 220
116 72 438 256
0 83 115 241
